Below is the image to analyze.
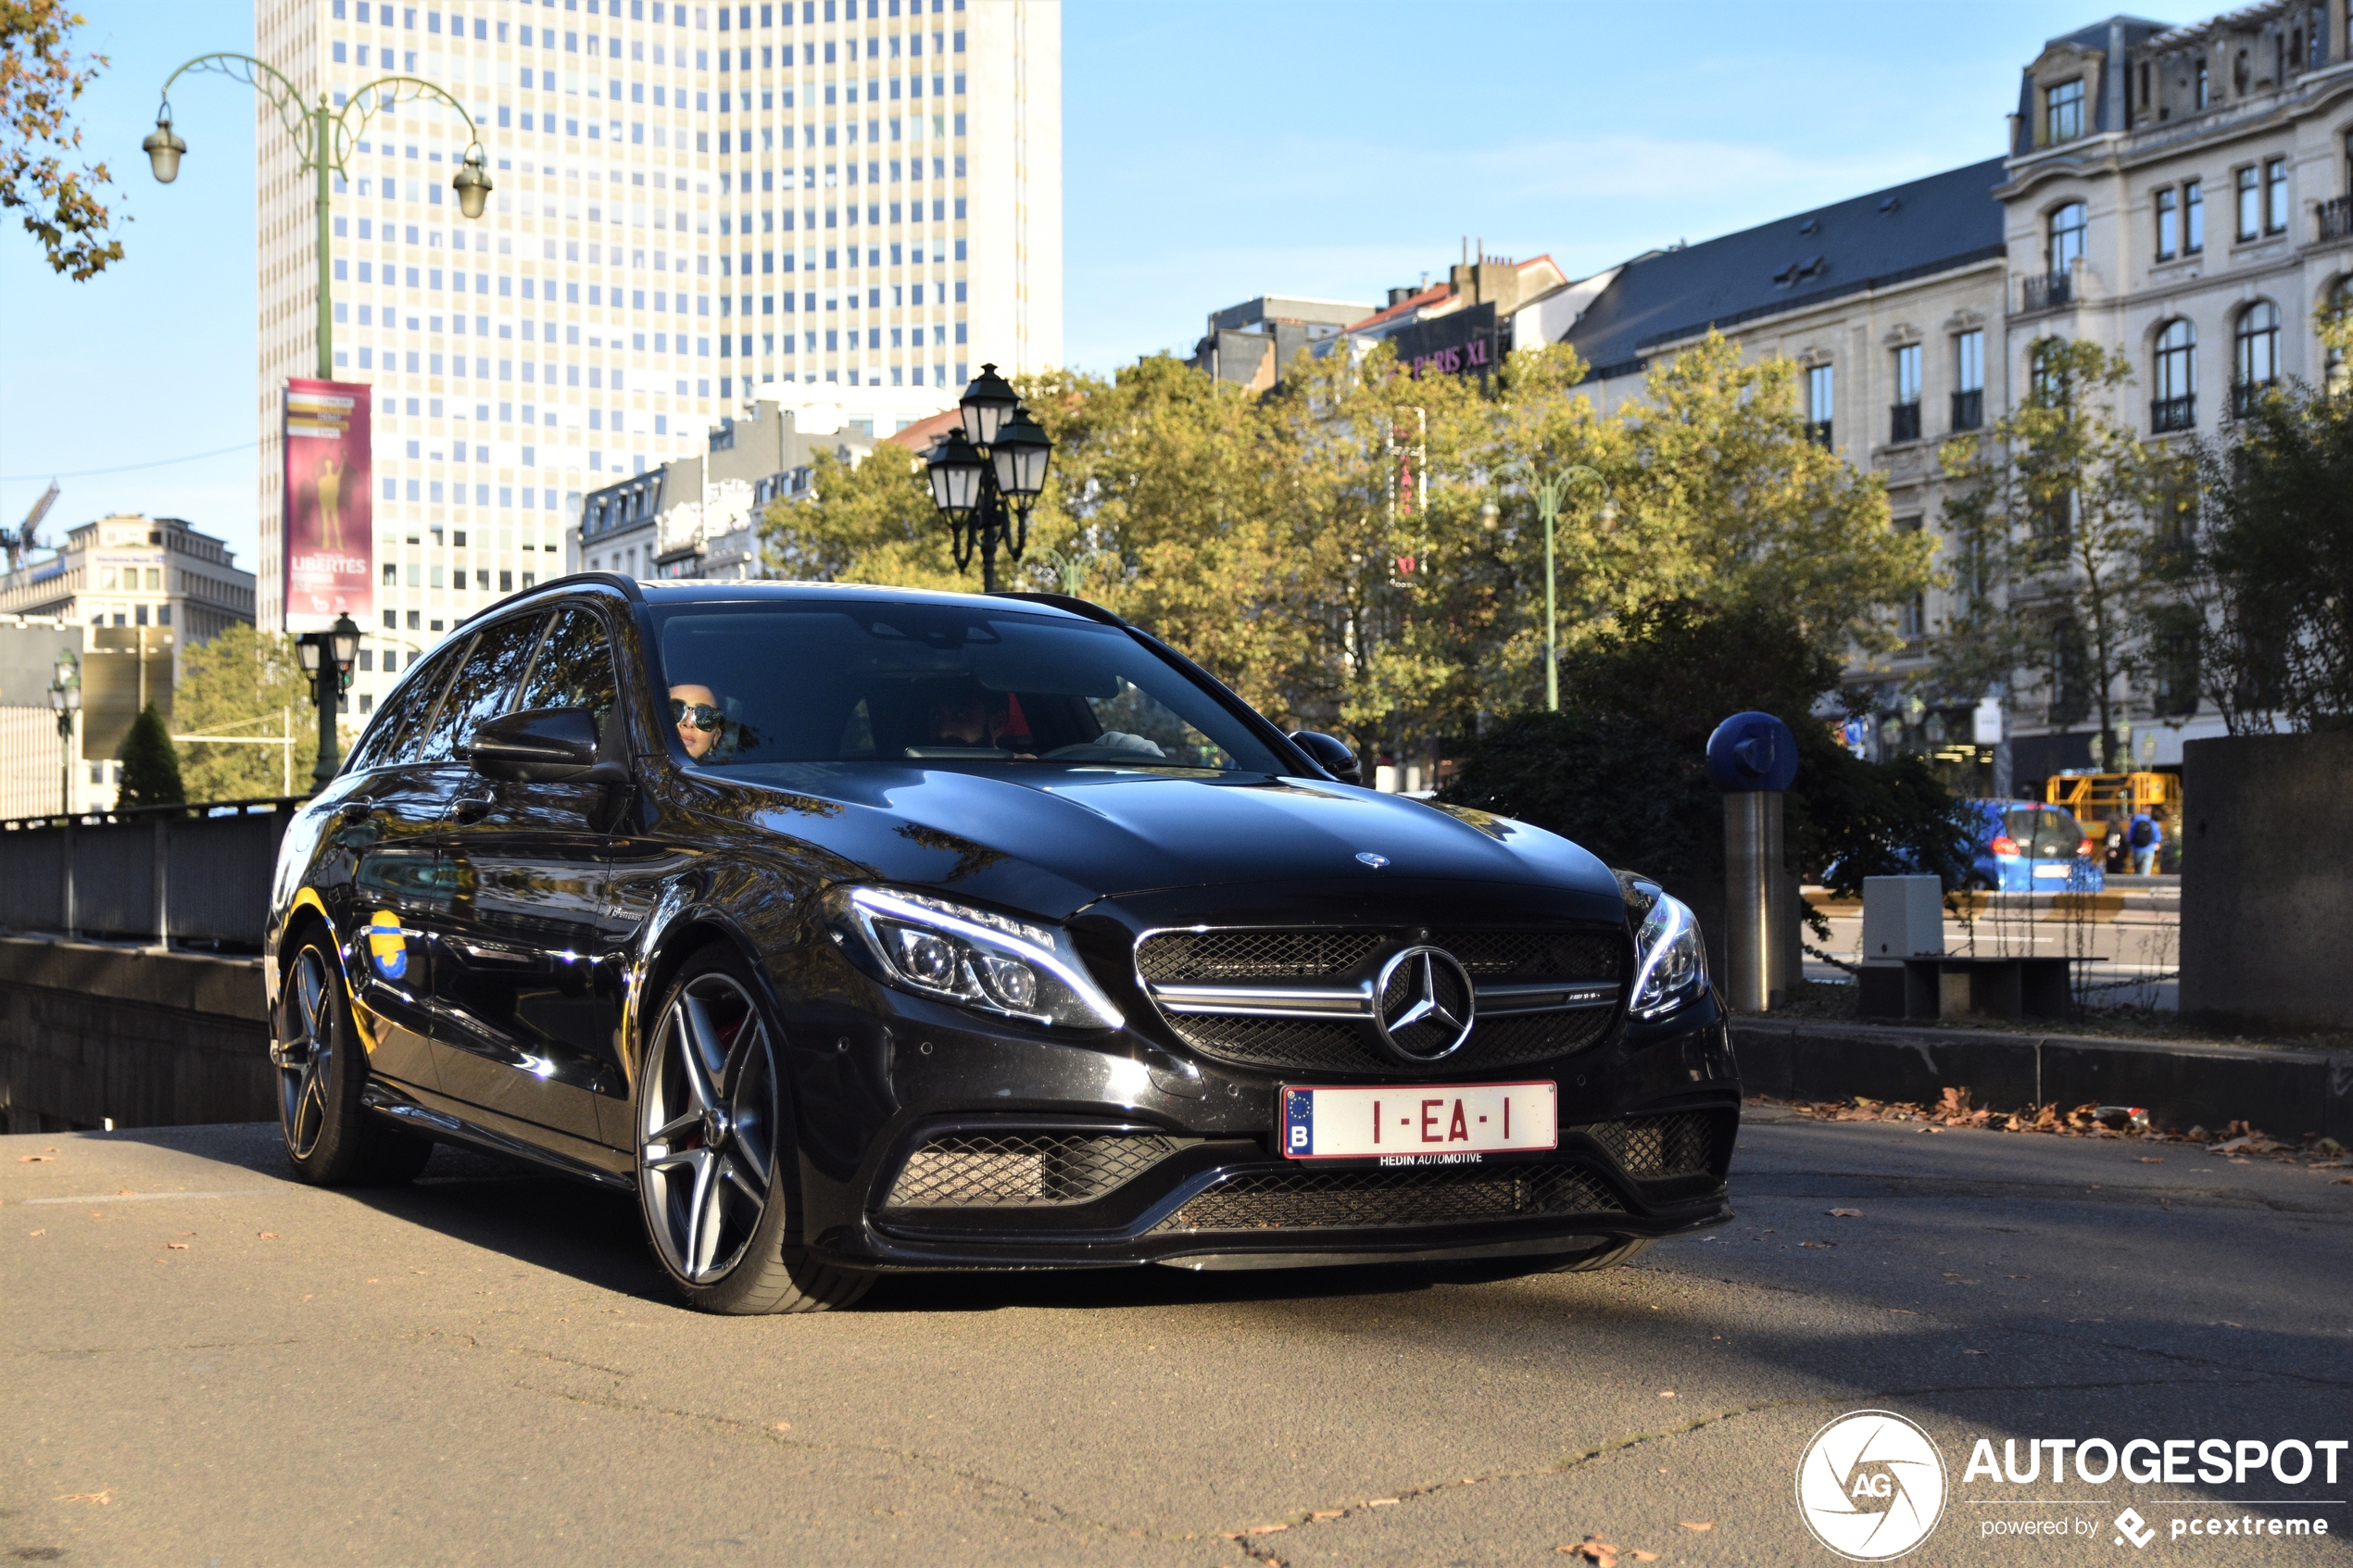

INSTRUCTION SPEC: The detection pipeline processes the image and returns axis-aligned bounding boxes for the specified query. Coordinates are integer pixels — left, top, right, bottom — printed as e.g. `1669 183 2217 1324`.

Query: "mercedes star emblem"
1371 945 1476 1062
1355 851 1390 869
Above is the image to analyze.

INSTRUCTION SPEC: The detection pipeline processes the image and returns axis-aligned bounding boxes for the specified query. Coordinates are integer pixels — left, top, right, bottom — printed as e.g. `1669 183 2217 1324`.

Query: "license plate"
1281 1082 1557 1161
2032 862 2072 879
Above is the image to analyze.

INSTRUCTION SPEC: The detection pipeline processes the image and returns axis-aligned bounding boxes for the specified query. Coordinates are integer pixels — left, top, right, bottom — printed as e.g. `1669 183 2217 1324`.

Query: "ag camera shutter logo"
1795 1410 1947 1560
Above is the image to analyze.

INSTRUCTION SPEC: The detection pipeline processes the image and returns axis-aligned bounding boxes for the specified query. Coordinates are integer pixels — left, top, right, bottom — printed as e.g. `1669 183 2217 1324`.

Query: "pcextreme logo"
1796 1410 1950 1561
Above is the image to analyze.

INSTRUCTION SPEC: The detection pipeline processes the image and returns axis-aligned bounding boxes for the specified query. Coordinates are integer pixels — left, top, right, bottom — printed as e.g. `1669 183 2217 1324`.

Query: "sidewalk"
1730 1014 2353 1143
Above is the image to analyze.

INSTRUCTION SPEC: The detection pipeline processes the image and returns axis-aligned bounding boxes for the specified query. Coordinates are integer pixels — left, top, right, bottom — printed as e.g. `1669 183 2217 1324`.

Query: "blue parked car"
1964 799 2103 893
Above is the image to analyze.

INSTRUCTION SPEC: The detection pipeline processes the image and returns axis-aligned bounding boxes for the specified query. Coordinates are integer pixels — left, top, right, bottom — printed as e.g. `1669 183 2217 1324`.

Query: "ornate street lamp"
46 649 80 816
294 613 361 788
1501 464 1612 712
924 364 1053 592
145 55 491 380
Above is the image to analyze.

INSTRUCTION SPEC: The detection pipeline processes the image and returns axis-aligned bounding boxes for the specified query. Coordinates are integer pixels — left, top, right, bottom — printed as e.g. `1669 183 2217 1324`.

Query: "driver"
669 683 726 761
928 689 1035 759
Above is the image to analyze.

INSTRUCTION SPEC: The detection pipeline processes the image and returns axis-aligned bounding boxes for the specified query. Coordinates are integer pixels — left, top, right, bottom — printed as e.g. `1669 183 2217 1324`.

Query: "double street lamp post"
922 364 1054 593
294 617 362 790
144 54 491 786
1505 464 1612 712
46 650 80 816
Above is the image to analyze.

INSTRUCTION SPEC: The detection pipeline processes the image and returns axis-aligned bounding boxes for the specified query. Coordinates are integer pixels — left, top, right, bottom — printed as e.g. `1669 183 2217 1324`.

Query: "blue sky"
0 0 2199 572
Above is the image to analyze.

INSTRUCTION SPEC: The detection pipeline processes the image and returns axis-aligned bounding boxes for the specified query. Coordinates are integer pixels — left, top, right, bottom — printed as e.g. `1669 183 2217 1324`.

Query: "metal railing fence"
0 797 298 949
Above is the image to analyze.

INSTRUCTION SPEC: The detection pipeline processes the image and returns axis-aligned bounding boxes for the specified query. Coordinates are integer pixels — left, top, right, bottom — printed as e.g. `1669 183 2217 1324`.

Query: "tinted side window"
415 615 545 763
347 646 463 771
514 607 620 734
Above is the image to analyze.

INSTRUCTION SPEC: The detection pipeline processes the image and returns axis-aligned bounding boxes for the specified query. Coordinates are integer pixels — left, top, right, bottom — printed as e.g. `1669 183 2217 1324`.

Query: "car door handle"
335 801 372 822
450 795 494 824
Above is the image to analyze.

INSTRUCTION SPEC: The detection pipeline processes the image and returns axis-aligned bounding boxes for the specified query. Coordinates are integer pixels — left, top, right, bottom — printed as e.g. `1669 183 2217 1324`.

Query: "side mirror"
1288 730 1362 785
468 707 628 784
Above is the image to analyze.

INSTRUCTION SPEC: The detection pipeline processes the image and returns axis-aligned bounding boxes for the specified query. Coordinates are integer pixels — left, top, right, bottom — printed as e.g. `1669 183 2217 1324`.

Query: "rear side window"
514 607 620 733
346 646 463 771
415 615 545 762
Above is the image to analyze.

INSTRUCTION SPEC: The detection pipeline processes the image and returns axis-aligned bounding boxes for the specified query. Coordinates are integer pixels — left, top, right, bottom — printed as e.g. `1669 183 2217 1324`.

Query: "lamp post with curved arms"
1502 463 1611 711
143 56 489 786
142 54 493 383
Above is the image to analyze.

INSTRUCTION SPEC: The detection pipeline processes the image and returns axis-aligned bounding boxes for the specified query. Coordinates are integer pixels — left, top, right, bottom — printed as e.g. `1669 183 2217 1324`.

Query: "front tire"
635 946 871 1314
274 933 434 1185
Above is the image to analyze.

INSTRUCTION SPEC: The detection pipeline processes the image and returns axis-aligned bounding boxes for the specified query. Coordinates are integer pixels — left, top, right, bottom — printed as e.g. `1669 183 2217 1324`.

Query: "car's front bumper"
786 989 1741 1273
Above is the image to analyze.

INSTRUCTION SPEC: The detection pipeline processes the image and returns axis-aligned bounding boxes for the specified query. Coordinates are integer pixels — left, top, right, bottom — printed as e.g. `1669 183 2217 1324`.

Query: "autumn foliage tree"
761 332 1934 770
2 1 123 279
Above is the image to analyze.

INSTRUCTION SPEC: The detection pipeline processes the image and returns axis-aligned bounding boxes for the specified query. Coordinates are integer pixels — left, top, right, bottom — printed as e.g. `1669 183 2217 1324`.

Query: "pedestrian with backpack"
2127 805 2164 875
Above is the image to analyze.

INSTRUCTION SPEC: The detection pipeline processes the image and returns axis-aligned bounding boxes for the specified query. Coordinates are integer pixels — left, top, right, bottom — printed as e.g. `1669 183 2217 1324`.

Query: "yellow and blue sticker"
365 909 409 981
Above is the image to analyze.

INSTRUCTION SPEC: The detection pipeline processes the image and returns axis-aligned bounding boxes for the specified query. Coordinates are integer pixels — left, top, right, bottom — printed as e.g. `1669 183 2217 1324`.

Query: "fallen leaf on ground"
1829 1208 1863 1217
164 1242 188 1250
2138 1157 2164 1163
258 1232 279 1238
2334 1176 2352 1185
27 1228 46 1236
55 1491 111 1505
17 1154 54 1162
1889 1307 1916 1314
1801 1239 1836 1248
1680 1521 1716 1531
772 1422 790 1431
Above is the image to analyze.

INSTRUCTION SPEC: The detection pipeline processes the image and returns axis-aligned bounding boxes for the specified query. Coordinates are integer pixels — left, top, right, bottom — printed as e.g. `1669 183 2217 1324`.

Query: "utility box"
1862 875 1944 960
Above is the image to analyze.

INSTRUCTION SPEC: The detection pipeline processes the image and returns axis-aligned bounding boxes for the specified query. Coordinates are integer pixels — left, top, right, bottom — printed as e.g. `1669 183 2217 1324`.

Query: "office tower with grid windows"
250 0 1062 718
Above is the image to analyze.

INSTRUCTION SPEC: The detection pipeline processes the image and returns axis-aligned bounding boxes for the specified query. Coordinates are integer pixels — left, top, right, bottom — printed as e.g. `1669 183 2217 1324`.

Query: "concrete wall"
2181 733 2353 1029
0 936 271 1134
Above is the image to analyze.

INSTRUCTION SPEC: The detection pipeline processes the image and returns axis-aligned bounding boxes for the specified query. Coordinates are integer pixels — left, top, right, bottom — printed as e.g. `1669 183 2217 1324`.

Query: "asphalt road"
6 1109 2349 1567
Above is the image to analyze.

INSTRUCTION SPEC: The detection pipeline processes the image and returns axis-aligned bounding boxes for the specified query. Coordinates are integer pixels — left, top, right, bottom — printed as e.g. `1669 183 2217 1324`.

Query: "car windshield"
2005 806 2083 857
647 599 1287 773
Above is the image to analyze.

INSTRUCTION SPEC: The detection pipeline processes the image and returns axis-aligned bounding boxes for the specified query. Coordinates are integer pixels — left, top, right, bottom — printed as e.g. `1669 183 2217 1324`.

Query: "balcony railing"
2020 271 2073 312
1806 420 1833 449
2229 379 2277 420
2150 394 2197 433
2320 196 2353 244
1889 401 1921 443
1951 388 1984 432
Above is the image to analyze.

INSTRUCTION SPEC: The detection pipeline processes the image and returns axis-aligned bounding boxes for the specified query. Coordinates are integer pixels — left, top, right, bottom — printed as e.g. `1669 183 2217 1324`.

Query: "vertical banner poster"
282 379 373 632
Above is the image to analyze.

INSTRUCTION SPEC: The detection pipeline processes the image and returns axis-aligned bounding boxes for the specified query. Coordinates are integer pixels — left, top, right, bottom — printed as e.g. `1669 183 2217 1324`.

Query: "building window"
2047 201 2087 275
1805 363 1833 447
2195 57 2209 109
2236 165 2261 241
2327 279 2352 393
1890 343 1922 442
1894 517 1926 639
2183 178 2205 253
2154 185 2179 259
2233 300 2281 415
2265 156 2288 233
2153 319 2197 432
1953 329 1985 431
2046 78 2085 144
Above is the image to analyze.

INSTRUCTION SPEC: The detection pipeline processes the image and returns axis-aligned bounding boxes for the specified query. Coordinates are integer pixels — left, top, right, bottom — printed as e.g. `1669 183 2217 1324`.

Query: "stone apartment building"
574 396 875 581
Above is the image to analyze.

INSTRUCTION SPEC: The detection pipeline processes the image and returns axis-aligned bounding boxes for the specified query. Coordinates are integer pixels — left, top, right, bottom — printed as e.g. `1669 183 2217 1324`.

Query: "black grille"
1139 924 1625 1075
1432 930 1623 982
1151 1163 1617 1233
1577 1114 1717 1178
1137 929 1384 984
882 1133 1185 1209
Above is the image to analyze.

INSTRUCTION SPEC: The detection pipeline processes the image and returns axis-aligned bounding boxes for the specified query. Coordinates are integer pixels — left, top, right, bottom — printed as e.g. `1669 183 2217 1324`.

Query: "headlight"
1629 888 1707 1020
826 885 1125 1031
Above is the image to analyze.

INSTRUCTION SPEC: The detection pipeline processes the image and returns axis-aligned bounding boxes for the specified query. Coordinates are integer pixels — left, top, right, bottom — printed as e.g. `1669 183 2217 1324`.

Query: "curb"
1730 1018 2353 1143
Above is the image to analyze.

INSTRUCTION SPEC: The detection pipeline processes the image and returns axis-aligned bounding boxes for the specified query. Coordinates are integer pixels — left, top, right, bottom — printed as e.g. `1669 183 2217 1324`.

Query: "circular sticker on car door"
365 909 409 981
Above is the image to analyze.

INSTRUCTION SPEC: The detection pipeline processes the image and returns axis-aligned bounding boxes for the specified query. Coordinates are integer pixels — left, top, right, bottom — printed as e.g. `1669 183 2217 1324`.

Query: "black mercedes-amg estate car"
264 577 1737 1312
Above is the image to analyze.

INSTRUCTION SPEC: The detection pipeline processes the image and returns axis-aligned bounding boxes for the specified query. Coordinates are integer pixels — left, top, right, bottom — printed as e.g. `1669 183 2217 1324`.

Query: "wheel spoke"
720 1154 764 1204
692 1159 730 1278
643 1148 701 1174
648 1108 701 1145
673 997 721 1113
681 1150 719 1279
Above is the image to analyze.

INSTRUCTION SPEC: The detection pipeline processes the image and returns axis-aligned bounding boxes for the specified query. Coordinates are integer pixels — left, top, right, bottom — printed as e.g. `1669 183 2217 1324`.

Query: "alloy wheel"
274 945 333 1160
639 972 780 1286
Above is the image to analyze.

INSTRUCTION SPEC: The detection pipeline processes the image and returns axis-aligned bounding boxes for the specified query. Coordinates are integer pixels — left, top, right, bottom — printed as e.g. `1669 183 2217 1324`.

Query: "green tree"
1935 337 2180 767
2192 322 2353 732
115 703 182 807
2 2 123 279
170 625 321 800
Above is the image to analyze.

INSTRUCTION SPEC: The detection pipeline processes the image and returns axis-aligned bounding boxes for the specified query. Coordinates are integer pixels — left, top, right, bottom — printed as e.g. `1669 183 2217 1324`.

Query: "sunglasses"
670 699 724 732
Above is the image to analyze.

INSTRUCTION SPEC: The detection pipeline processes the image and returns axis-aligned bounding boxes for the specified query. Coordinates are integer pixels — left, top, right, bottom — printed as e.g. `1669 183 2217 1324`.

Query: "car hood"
728 763 1624 922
